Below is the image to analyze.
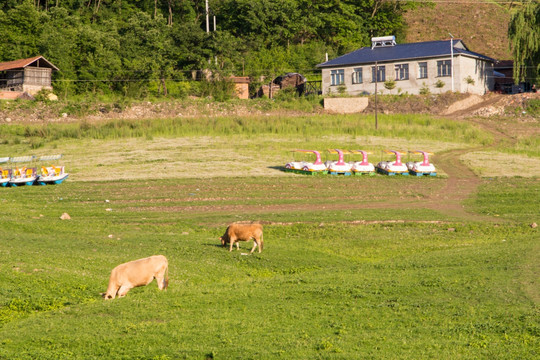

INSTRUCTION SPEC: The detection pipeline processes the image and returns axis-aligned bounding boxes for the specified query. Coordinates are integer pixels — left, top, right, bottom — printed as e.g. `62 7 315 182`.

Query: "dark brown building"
0 56 59 99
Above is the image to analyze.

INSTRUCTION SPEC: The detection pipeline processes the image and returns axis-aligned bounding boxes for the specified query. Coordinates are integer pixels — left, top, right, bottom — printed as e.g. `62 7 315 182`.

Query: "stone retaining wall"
323 97 369 114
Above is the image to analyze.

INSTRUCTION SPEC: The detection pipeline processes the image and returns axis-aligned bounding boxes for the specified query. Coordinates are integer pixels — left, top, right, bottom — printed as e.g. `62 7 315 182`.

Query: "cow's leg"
229 240 234 252
235 242 240 250
117 285 131 297
250 241 258 254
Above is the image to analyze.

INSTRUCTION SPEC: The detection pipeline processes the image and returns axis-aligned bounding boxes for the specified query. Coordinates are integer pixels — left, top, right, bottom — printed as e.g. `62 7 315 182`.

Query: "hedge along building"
0 56 59 99
317 36 495 96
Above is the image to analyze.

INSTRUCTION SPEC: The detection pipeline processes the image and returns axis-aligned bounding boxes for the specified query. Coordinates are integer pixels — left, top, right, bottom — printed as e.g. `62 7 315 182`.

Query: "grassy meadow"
0 113 538 359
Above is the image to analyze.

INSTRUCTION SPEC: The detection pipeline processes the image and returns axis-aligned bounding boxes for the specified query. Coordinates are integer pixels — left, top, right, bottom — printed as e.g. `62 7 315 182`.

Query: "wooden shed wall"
24 67 52 86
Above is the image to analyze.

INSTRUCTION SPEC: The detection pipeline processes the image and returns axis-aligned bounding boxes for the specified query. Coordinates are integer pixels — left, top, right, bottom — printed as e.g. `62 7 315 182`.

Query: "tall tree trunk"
168 0 173 25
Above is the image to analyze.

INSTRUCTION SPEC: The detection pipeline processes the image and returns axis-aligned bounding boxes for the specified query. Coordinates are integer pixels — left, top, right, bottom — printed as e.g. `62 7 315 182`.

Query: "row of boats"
0 155 69 187
285 149 437 176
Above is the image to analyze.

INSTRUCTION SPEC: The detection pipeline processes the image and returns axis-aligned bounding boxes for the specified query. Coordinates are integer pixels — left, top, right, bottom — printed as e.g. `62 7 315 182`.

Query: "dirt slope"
404 1 512 60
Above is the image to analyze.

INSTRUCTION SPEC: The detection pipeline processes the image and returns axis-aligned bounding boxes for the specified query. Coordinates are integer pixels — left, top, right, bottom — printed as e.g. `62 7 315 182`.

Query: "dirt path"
424 105 515 220
428 147 486 220
443 94 506 118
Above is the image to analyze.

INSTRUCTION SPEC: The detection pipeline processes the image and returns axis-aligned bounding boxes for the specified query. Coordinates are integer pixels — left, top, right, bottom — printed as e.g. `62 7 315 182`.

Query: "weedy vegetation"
0 113 538 359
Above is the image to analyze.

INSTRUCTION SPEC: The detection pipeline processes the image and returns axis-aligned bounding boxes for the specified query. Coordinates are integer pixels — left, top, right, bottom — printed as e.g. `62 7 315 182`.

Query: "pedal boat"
9 167 38 186
376 150 409 175
326 149 353 175
406 151 436 176
350 150 375 175
37 165 69 185
285 150 327 174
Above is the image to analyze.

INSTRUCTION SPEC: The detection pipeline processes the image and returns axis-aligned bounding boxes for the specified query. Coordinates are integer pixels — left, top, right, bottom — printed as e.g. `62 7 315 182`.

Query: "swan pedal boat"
376 150 409 175
406 151 437 176
285 150 328 175
350 150 375 175
326 149 353 175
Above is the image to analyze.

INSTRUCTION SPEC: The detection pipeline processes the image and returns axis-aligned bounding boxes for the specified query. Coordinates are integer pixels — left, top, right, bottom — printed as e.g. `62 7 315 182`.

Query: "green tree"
384 79 396 94
508 0 539 85
435 79 445 93
464 75 475 92
0 0 45 60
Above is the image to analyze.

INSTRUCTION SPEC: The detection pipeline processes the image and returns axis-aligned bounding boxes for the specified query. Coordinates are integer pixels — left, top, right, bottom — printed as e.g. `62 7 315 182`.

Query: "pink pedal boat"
406 151 437 176
376 150 409 175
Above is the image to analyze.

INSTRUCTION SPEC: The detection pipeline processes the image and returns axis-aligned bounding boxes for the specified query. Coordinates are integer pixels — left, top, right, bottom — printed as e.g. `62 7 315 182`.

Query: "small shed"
273 73 306 95
229 76 251 99
256 73 307 98
0 56 59 98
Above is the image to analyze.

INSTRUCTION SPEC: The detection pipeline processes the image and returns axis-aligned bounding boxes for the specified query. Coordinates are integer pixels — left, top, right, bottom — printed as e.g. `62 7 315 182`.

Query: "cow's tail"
260 232 264 250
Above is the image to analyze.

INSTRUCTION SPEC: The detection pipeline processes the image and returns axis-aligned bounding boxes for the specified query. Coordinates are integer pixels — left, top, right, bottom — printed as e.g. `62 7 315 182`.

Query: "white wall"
321 56 493 96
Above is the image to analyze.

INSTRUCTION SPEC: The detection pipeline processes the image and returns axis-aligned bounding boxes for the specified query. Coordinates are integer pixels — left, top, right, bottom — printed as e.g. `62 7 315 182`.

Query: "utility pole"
449 33 454 92
374 61 378 130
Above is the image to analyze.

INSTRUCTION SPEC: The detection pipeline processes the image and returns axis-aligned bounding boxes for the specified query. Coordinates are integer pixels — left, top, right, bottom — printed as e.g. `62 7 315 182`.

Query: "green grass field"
0 114 538 359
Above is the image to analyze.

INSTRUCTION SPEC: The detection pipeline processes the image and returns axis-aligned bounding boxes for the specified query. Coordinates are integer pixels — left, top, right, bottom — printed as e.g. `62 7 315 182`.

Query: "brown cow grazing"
220 223 264 254
102 255 169 300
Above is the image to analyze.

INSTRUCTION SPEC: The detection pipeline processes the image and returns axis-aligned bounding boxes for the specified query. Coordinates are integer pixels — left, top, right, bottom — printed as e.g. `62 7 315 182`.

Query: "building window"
437 60 452 77
394 64 409 81
330 69 345 86
352 68 363 84
371 66 385 82
418 62 428 79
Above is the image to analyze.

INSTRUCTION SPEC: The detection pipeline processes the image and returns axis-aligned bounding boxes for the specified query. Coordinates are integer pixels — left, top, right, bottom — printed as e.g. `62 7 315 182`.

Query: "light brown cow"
220 223 264 254
102 255 169 299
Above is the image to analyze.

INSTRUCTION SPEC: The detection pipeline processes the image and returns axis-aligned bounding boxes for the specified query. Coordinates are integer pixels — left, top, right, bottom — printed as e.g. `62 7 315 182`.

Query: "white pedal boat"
285 150 327 174
350 150 375 174
326 149 353 174
9 167 38 186
37 166 69 185
376 150 409 175
407 151 437 176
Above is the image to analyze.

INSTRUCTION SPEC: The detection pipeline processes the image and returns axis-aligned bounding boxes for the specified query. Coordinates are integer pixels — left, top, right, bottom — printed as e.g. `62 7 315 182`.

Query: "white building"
317 36 495 96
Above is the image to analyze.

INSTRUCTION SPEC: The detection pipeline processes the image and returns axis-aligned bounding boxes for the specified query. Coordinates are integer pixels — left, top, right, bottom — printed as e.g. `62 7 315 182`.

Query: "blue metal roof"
317 40 495 68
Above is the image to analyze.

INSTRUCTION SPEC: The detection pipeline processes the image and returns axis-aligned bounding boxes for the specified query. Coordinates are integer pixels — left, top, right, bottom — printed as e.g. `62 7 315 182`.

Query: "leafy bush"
526 98 540 116
419 82 430 95
384 79 397 94
435 80 445 89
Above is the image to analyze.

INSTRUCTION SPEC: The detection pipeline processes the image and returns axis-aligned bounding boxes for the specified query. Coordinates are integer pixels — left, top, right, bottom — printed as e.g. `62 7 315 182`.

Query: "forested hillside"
0 1 536 99
0 0 416 97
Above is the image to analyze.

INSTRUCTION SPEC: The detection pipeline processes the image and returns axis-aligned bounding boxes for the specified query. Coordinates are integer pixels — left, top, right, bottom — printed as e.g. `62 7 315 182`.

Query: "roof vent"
371 36 396 49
